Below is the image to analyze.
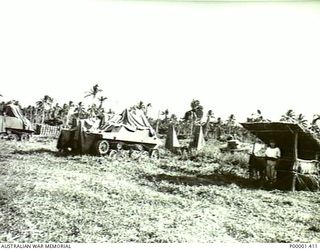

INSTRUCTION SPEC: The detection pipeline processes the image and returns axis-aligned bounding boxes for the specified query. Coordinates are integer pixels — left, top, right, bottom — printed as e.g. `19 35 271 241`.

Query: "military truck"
0 104 34 140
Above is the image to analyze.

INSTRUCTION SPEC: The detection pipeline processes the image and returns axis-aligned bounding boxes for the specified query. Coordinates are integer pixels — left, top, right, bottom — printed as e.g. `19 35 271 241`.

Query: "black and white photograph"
0 0 319 247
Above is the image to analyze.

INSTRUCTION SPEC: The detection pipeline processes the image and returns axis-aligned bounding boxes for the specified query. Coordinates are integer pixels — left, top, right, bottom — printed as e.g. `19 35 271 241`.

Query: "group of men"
251 139 281 185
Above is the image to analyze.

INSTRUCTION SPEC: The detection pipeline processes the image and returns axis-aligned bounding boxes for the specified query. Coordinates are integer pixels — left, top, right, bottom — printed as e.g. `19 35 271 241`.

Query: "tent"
191 125 205 150
165 124 180 150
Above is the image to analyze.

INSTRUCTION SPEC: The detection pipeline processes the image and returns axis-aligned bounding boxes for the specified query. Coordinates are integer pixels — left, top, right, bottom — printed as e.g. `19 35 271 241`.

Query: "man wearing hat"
265 139 281 184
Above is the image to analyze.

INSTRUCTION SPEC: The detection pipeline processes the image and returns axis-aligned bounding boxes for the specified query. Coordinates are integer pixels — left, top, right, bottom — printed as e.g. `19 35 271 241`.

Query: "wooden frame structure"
241 122 320 191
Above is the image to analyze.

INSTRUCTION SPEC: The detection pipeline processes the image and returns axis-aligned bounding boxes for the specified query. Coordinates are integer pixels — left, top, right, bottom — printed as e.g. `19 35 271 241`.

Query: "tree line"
1 85 320 141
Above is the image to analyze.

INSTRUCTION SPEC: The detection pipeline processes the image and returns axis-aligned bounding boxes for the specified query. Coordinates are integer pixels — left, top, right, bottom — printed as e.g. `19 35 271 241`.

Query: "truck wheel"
8 134 20 141
109 149 117 159
150 149 160 160
20 134 30 141
95 140 109 156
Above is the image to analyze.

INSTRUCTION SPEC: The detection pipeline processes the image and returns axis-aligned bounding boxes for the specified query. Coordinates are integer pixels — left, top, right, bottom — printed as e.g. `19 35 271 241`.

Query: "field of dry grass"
0 138 319 243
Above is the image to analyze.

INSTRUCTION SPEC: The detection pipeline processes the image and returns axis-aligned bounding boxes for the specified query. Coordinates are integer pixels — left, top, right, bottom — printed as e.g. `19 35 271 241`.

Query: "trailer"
241 122 320 191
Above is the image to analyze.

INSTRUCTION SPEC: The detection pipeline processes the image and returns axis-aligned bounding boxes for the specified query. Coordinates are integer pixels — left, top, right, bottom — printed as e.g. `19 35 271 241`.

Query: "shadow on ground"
145 172 262 189
12 148 59 156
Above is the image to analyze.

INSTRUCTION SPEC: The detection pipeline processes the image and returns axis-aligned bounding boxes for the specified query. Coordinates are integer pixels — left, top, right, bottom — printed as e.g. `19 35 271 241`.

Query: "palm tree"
190 99 198 110
68 101 74 108
36 95 53 124
61 103 69 114
311 114 320 126
247 109 265 122
190 99 204 120
227 114 236 126
226 114 236 134
161 109 169 121
75 102 86 119
134 101 151 116
98 96 108 109
280 109 296 122
85 84 103 100
87 104 98 118
24 105 33 121
310 114 320 135
136 101 145 110
30 106 37 123
51 103 61 119
183 99 203 136
296 113 308 127
59 103 69 127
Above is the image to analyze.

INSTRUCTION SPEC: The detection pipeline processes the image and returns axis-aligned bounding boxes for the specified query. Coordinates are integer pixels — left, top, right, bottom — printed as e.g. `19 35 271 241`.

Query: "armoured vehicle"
0 104 34 140
57 109 162 158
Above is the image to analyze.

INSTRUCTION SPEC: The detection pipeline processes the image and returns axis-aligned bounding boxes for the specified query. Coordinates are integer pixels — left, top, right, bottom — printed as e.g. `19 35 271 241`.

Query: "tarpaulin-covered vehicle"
0 104 34 140
57 109 162 158
241 122 320 191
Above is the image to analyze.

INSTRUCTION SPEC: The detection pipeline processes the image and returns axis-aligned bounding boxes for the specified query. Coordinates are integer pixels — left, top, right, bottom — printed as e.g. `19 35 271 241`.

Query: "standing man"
265 139 281 184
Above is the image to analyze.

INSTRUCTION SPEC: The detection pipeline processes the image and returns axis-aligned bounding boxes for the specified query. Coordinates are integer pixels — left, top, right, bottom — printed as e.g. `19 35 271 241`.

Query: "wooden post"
251 141 256 155
293 132 298 161
291 174 296 192
292 132 298 191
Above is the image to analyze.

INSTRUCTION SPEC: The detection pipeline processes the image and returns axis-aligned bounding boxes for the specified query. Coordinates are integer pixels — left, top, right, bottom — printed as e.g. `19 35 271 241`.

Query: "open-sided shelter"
241 122 320 191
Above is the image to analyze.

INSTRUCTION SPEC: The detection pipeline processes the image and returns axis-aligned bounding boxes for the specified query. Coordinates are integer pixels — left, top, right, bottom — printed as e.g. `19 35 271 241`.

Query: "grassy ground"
0 138 319 243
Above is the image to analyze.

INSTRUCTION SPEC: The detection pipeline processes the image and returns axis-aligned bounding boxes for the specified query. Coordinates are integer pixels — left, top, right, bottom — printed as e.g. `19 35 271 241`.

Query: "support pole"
251 141 256 155
292 132 298 191
293 132 298 161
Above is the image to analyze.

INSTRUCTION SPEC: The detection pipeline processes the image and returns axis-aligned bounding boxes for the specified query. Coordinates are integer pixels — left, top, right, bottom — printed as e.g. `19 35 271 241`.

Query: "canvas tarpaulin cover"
82 109 155 136
101 109 155 134
0 104 33 132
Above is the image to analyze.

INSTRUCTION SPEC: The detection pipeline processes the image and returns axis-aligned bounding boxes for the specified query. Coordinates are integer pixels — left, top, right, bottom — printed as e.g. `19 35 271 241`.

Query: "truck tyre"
95 140 110 156
20 134 30 141
150 149 160 160
8 134 19 141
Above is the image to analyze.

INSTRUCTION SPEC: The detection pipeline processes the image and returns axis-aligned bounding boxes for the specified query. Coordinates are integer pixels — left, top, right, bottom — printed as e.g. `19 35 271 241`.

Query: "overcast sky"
0 0 319 121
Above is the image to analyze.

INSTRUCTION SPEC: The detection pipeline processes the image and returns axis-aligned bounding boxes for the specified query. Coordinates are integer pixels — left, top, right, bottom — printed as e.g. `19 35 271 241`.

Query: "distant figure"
265 139 281 184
